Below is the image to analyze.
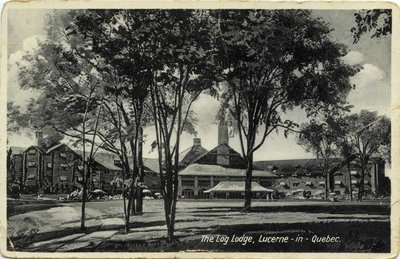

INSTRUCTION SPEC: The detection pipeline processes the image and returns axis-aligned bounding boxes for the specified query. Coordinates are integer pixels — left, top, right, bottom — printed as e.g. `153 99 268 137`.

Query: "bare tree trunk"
358 168 365 202
80 162 87 231
347 163 353 202
122 170 128 234
324 173 328 200
243 152 253 212
80 114 88 231
136 127 144 214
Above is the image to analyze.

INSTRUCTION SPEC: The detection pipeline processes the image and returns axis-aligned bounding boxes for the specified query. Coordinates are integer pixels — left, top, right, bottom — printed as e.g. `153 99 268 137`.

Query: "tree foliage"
215 10 358 209
343 110 390 201
351 9 392 43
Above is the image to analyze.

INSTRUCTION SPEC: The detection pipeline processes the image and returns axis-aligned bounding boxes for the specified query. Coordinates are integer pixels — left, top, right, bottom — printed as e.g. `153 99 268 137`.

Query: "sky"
6 9 392 161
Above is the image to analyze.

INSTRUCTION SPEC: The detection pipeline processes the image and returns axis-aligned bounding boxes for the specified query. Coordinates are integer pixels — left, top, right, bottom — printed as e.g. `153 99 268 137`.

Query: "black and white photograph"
2 1 399 257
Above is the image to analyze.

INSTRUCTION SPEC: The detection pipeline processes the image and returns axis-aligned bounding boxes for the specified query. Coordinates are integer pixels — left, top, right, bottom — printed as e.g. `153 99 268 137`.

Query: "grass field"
7 199 391 253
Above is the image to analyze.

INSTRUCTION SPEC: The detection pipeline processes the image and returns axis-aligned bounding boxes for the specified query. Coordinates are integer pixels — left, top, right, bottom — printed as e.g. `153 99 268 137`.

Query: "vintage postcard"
1 0 399 258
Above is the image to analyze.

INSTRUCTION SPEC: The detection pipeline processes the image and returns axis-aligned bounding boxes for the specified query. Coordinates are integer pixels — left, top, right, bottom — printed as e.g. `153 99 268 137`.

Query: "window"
350 170 359 176
182 179 195 187
59 153 67 159
27 172 36 180
46 163 52 169
60 164 68 170
260 181 271 187
27 161 36 167
76 176 83 182
114 160 121 166
292 182 300 187
28 149 36 155
198 179 210 187
59 175 68 181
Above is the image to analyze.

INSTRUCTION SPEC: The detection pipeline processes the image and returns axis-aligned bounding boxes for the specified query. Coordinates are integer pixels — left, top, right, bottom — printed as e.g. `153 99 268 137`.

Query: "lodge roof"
179 144 208 167
10 144 160 173
253 158 342 176
9 146 26 155
179 163 276 178
204 181 274 193
81 151 160 173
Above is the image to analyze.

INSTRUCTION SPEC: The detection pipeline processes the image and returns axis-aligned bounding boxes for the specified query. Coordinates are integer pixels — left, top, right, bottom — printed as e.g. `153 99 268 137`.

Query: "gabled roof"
179 145 208 167
204 181 274 193
76 150 160 173
24 145 46 153
46 143 66 154
143 158 160 173
9 146 26 155
46 143 82 159
90 152 123 171
179 163 276 178
192 143 249 169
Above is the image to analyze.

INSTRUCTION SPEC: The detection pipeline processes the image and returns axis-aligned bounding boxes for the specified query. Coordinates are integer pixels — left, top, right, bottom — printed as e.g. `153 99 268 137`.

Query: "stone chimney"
218 119 229 146
35 131 43 147
193 138 201 146
217 118 229 166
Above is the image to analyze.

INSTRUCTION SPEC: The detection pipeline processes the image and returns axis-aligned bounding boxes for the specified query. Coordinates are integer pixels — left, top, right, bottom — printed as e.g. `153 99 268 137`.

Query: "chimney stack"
193 138 201 146
218 119 229 146
35 131 43 147
217 118 230 166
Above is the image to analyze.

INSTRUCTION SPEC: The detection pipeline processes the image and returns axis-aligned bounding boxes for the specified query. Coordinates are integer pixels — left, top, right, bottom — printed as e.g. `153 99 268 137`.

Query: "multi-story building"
8 132 160 194
254 158 388 198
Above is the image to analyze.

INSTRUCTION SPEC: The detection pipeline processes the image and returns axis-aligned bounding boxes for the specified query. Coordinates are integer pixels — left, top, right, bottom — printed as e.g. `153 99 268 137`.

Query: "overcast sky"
7 9 392 161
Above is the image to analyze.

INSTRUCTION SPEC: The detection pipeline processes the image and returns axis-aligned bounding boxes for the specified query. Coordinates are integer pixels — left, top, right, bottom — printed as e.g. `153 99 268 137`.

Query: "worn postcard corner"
1 0 399 258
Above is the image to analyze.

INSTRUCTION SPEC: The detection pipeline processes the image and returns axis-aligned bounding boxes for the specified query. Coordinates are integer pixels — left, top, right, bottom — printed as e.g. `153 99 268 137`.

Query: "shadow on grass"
95 221 390 253
192 204 390 215
8 216 213 251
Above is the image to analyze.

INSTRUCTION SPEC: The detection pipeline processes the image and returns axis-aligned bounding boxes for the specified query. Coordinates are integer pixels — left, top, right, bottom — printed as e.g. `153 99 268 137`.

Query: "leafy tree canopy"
351 9 392 43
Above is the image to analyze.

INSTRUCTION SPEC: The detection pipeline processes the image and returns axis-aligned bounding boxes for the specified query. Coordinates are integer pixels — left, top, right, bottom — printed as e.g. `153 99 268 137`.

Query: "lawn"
7 199 391 253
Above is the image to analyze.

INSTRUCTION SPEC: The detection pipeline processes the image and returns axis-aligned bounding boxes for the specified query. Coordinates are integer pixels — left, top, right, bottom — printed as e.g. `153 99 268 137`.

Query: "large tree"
215 10 358 210
147 10 220 241
344 110 390 201
13 14 106 230
298 115 343 199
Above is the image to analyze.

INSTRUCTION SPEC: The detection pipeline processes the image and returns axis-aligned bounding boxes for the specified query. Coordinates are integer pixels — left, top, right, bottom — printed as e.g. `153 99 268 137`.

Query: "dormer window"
59 153 67 159
114 160 121 166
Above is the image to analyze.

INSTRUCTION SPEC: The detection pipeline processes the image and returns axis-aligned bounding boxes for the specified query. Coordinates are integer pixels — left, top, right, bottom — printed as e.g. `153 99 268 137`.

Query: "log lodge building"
8 122 389 199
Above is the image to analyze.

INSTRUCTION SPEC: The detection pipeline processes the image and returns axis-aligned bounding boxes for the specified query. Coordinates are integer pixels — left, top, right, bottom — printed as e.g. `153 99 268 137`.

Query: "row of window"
27 161 71 170
27 149 69 159
26 173 81 182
